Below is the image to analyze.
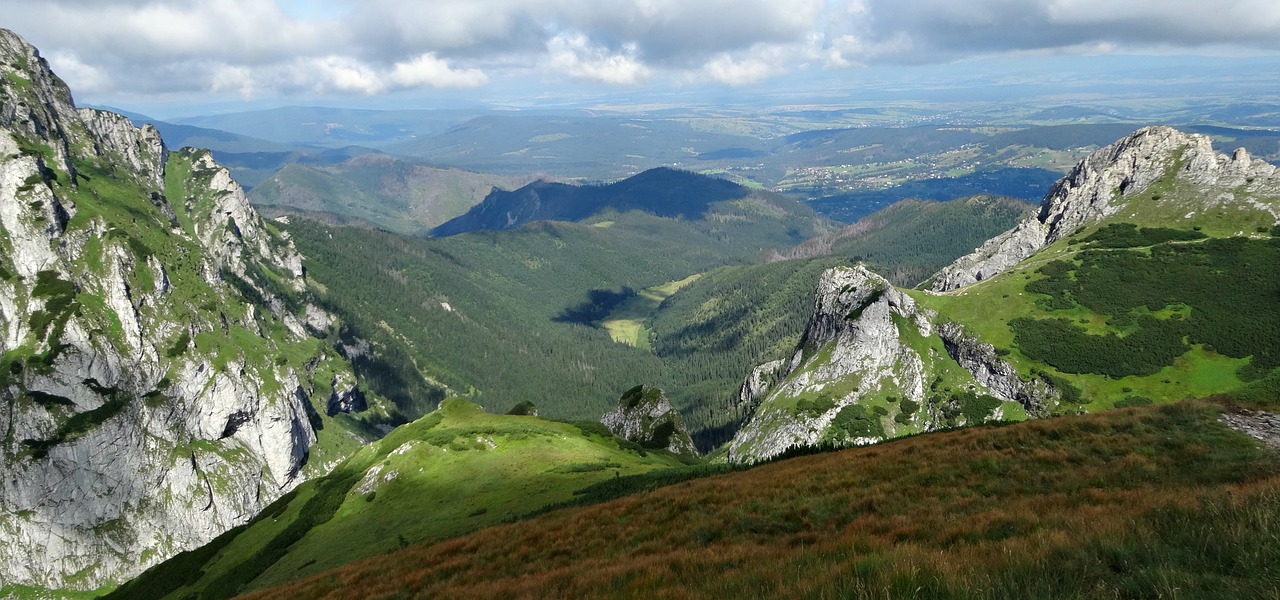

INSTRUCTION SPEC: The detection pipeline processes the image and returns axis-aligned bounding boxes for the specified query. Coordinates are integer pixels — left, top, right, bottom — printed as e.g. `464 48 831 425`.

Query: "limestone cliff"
729 266 938 463
601 385 697 457
0 29 366 596
726 269 1071 464
930 125 1280 291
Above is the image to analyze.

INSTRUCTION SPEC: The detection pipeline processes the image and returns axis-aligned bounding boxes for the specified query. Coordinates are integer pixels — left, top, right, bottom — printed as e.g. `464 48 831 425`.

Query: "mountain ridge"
725 125 1280 462
929 125 1280 291
0 28 377 595
431 167 809 237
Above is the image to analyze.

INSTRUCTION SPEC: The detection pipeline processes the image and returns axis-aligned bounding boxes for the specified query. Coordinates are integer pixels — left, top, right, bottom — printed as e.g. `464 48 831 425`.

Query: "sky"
3 0 1280 118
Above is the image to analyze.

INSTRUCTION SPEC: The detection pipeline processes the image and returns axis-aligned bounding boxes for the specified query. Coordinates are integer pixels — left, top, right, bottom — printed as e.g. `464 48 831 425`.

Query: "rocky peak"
929 125 1280 291
0 28 360 595
0 29 78 173
1 29 173 196
726 265 934 464
799 265 905 351
601 385 698 457
77 107 167 192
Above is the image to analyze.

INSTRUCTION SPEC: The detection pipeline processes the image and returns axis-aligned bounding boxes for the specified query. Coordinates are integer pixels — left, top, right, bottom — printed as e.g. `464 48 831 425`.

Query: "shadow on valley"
554 288 638 325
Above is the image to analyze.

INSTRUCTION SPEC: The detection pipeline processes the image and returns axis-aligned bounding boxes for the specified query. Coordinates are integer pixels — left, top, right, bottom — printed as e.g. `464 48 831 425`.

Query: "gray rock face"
601 385 698 456
0 29 359 595
736 359 785 414
727 265 936 464
937 322 1058 417
929 126 1280 291
726 265 1073 464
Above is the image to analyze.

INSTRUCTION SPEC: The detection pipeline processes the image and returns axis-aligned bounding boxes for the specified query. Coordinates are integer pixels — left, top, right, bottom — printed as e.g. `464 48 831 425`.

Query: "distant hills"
250 154 536 234
432 167 784 236
109 104 1280 227
114 108 386 189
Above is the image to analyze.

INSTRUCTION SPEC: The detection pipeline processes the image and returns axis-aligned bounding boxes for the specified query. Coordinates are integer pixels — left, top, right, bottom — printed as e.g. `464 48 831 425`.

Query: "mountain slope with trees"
727 126 1280 462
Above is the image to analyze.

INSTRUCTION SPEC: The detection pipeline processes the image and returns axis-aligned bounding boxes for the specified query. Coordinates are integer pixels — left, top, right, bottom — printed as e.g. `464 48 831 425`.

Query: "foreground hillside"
240 393 1280 599
105 399 689 599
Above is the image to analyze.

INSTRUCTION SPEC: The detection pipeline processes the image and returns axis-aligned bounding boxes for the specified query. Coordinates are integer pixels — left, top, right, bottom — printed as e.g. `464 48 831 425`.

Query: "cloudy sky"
3 0 1279 116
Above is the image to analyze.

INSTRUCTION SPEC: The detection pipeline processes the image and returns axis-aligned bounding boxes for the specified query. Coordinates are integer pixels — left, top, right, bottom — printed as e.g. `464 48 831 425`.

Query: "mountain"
388 113 762 180
431 167 806 237
248 154 535 235
930 125 1279 290
104 398 690 599
727 126 1280 462
0 29 385 596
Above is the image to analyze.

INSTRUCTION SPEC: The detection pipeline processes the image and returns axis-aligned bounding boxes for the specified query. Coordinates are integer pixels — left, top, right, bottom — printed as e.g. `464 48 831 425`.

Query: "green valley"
283 186 1027 450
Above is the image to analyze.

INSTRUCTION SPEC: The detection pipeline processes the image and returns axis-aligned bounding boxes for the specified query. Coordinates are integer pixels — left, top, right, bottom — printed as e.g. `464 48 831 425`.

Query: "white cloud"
390 54 489 89
2 0 1280 104
546 33 650 85
43 51 111 94
700 45 792 86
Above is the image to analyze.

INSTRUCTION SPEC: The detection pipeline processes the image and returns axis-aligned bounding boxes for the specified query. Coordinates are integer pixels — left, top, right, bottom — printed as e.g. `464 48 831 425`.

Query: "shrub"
831 403 884 439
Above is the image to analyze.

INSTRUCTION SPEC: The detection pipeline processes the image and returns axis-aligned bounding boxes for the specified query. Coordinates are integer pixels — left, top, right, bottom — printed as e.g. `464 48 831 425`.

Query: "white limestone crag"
726 265 936 463
601 385 698 457
930 126 1280 291
0 28 362 596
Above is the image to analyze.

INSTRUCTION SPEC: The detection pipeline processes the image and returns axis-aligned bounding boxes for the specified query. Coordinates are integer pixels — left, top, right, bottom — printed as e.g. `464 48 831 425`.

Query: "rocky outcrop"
726 264 1074 464
601 385 697 456
930 126 1280 291
937 322 1058 417
736 359 785 414
0 29 363 596
727 265 937 463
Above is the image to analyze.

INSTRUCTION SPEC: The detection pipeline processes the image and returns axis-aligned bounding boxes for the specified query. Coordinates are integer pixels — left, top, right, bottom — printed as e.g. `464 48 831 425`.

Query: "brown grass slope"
239 396 1280 600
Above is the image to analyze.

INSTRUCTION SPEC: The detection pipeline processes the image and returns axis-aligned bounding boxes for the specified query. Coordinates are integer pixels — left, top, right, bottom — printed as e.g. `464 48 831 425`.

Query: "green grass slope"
239 394 1280 600
104 399 686 600
920 222 1280 412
